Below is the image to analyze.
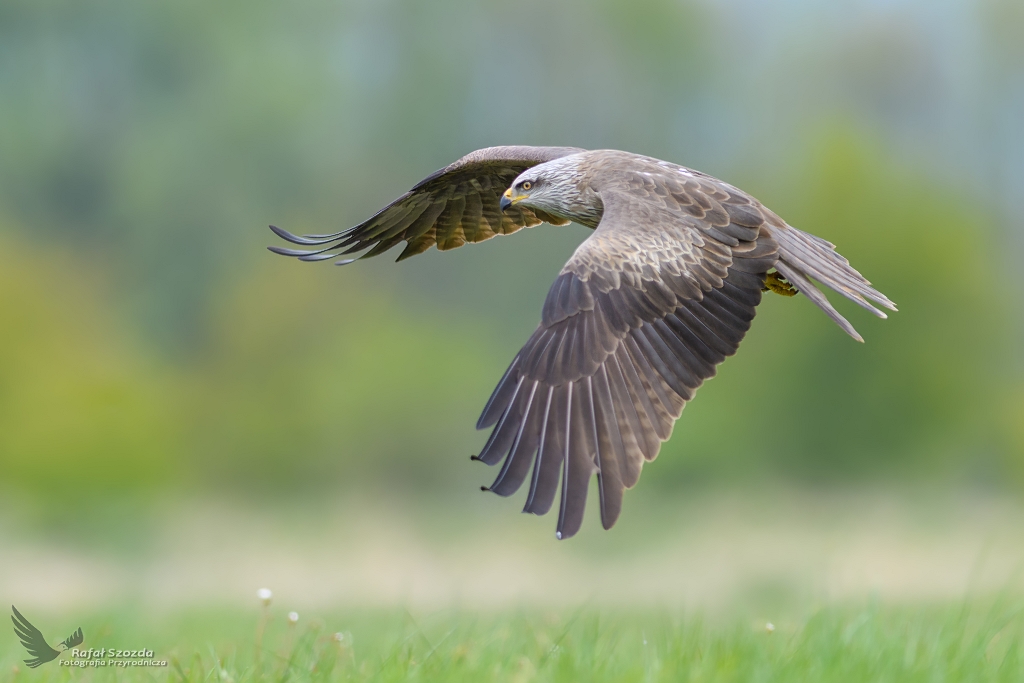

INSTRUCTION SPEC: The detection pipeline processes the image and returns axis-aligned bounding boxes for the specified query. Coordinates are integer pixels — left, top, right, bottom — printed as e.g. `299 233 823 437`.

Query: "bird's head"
499 172 549 213
500 155 600 227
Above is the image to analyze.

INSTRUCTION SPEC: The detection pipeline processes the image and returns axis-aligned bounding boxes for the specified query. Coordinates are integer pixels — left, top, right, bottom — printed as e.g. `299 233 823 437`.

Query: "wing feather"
606 351 654 463
435 194 468 251
615 343 672 446
556 381 595 539
523 384 569 515
593 367 627 530
477 355 520 430
477 376 525 465
488 381 542 495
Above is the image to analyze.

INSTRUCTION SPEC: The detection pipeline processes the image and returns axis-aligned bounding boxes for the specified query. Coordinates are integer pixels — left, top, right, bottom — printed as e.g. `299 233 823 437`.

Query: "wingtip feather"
267 245 310 257
269 224 343 246
269 224 308 243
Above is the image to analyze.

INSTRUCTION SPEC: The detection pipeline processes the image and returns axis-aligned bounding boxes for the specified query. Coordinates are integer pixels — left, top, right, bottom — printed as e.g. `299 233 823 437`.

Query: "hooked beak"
500 188 517 213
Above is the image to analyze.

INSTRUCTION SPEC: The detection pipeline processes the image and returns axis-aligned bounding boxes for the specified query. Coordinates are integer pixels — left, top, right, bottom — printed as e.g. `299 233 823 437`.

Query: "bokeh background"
2 0 1024 615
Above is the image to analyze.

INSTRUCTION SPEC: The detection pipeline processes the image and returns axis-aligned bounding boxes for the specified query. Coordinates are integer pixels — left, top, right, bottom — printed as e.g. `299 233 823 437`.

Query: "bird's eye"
521 181 532 191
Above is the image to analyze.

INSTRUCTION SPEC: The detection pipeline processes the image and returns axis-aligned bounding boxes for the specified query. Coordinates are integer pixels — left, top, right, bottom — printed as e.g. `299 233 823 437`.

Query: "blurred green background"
1 0 1023 526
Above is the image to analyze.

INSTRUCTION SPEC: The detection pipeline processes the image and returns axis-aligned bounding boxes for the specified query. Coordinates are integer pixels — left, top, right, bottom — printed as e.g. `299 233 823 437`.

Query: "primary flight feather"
269 146 896 539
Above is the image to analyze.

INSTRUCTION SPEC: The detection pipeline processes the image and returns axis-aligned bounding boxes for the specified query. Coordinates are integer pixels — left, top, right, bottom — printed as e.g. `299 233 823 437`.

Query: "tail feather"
773 224 896 341
775 261 863 342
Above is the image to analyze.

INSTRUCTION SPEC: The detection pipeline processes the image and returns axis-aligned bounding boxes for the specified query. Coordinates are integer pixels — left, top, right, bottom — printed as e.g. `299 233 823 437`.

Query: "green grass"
5 600 1024 682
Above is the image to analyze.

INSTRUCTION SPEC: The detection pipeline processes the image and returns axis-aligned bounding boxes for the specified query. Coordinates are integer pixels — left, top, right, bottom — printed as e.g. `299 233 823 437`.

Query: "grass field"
5 599 1024 682
6 491 1024 681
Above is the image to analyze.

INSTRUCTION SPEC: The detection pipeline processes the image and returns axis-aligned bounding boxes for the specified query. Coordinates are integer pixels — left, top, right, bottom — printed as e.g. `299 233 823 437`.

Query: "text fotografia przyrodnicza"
61 648 168 668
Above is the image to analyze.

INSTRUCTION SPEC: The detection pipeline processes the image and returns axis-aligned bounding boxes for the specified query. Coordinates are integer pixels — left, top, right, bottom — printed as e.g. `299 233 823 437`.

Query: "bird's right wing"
11 606 60 668
268 145 584 263
62 627 84 649
475 172 780 539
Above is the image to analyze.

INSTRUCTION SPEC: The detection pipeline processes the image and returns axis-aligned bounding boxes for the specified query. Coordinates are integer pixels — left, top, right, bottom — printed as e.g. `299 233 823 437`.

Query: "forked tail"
771 224 897 342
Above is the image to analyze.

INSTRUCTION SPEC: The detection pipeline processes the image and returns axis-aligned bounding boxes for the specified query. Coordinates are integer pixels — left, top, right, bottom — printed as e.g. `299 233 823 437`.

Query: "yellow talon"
763 270 798 297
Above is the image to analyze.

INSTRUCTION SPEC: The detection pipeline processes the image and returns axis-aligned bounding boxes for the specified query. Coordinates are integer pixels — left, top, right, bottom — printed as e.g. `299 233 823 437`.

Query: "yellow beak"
500 188 524 212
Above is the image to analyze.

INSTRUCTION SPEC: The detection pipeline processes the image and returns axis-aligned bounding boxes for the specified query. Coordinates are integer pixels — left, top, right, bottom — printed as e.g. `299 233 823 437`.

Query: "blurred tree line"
0 0 1022 510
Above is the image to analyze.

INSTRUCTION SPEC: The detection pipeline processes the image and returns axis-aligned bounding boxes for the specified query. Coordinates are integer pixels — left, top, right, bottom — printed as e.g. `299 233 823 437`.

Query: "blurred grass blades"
5 600 1024 682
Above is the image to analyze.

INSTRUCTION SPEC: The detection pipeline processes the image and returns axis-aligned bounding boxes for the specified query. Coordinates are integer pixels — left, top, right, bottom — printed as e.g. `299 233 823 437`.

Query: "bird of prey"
11 605 84 668
269 146 896 539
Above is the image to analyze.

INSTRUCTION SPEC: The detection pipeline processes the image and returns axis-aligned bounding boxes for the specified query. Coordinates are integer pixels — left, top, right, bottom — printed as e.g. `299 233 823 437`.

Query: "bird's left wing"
269 145 584 263
11 606 61 668
475 169 779 538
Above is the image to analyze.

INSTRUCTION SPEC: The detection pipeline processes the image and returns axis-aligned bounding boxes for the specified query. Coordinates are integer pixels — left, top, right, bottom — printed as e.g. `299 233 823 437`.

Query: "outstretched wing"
476 164 779 538
268 145 585 264
62 627 84 649
11 606 60 668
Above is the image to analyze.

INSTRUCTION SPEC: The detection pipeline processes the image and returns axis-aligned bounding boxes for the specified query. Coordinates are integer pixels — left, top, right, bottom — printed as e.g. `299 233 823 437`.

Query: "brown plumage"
270 146 897 539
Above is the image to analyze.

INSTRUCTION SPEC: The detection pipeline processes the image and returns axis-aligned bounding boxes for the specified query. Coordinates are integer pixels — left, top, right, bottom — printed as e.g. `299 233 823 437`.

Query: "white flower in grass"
332 632 345 643
257 588 273 606
765 622 776 634
288 611 299 625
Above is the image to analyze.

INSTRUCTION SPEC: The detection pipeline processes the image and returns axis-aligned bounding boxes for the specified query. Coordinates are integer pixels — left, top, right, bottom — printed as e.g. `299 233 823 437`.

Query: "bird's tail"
771 224 897 342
